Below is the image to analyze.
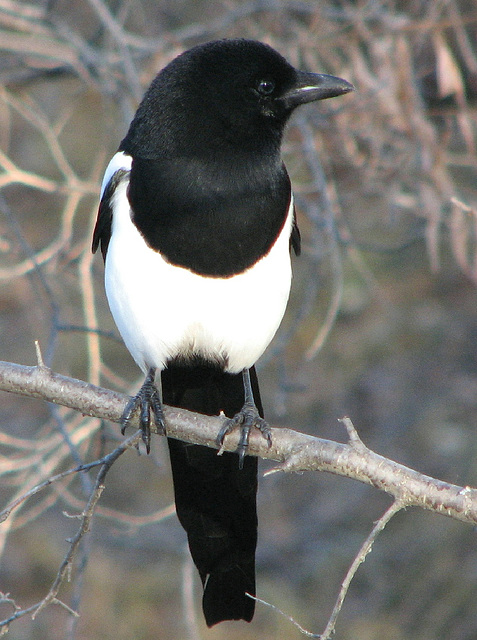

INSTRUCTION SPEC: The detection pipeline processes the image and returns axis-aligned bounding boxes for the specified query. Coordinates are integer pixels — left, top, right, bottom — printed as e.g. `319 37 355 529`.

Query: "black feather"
92 168 129 261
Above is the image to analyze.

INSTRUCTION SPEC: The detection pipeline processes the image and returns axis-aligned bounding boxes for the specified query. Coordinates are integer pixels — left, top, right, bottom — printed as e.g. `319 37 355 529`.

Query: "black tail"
162 363 261 627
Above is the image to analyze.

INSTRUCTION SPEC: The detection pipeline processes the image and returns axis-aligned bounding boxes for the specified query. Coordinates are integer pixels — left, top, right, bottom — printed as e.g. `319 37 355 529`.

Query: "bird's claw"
121 370 165 453
217 402 272 469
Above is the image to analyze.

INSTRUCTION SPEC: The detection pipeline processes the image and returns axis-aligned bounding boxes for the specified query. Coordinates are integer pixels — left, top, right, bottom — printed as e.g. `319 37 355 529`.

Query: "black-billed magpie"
92 39 352 627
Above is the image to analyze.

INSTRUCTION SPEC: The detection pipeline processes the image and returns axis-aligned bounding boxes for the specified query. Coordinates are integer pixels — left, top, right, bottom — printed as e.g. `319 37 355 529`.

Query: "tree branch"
1 359 476 526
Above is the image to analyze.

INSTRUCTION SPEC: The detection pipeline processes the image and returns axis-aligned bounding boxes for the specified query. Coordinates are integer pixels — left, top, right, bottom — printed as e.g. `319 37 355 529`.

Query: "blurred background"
1 1 477 638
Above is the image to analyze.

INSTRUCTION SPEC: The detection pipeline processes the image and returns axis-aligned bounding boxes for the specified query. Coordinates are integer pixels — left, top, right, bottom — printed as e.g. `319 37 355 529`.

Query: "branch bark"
1 359 476 526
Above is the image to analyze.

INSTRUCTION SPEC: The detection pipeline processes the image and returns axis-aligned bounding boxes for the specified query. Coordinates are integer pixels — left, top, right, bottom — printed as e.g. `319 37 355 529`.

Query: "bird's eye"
257 79 275 95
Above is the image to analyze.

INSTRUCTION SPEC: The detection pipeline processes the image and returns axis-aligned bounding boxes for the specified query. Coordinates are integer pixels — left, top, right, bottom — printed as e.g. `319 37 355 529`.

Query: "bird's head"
121 39 353 159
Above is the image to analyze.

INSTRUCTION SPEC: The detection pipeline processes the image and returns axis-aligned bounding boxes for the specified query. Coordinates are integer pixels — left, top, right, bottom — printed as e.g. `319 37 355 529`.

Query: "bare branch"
251 500 405 639
0 431 140 632
319 500 404 639
1 359 476 528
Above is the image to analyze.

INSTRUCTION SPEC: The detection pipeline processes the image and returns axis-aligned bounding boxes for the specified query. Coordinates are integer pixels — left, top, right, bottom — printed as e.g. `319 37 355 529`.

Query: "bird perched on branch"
93 38 352 627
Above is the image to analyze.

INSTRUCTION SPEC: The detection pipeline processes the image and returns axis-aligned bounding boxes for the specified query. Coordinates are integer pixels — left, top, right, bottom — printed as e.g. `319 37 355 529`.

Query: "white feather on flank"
103 152 294 375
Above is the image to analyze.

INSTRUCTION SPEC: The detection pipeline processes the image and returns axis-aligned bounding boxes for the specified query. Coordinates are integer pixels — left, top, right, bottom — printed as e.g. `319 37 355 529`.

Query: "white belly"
105 178 293 374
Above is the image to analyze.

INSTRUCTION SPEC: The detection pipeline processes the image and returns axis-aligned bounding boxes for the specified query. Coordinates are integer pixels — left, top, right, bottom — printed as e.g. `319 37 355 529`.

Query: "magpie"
92 38 352 627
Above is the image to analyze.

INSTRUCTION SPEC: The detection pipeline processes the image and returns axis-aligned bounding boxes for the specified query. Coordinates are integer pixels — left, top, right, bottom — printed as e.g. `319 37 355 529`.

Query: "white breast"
103 156 294 375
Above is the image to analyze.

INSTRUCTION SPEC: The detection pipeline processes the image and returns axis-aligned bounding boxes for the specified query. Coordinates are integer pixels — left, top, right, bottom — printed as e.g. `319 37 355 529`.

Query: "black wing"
290 206 301 256
92 168 129 261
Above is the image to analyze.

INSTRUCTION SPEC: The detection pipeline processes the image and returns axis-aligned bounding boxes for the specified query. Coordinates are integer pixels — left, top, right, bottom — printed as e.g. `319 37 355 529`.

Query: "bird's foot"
121 368 165 453
216 402 272 469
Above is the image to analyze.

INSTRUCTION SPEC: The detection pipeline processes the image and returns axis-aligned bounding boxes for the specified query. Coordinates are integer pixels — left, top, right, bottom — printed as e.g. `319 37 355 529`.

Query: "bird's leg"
216 368 272 468
121 367 165 453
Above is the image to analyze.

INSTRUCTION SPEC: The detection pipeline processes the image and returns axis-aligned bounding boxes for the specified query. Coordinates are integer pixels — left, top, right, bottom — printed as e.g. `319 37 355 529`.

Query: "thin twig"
319 500 404 639
0 432 140 631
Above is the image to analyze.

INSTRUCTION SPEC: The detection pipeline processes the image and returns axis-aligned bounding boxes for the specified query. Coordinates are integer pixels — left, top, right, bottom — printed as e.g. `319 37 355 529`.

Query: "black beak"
281 70 354 109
